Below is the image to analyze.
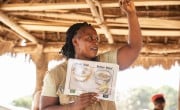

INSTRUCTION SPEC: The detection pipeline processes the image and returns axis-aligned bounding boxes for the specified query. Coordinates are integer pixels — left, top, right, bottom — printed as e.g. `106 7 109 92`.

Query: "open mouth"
90 46 98 52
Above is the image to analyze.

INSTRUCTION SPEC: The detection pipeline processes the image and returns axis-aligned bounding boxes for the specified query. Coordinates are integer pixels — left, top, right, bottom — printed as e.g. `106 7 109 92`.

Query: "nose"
91 36 99 43
91 38 99 46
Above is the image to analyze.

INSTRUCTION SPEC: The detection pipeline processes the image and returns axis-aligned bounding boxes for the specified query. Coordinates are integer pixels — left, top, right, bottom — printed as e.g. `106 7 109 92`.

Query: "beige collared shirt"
41 50 117 110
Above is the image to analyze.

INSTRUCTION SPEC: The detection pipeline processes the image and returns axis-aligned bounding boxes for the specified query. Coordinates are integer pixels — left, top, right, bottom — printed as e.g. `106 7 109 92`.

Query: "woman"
40 0 142 110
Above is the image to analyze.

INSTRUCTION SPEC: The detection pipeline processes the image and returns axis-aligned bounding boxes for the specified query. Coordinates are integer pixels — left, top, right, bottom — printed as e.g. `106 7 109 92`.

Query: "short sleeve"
99 50 117 63
41 71 58 97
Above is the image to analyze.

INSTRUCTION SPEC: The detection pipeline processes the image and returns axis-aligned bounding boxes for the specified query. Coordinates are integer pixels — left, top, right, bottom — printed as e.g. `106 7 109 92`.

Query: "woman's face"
72 26 99 60
154 102 165 110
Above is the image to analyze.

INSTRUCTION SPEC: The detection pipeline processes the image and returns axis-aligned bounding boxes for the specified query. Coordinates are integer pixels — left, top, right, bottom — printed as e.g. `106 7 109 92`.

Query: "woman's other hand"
71 92 99 110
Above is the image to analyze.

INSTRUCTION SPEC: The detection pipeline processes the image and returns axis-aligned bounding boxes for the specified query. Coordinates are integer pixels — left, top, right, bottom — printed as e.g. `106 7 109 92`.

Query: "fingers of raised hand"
119 0 131 6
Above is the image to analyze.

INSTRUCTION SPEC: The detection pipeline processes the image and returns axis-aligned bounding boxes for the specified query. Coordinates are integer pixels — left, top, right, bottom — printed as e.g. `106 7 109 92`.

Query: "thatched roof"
0 0 180 69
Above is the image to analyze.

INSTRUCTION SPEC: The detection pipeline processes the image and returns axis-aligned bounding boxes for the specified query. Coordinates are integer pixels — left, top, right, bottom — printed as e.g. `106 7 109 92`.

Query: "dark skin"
40 0 142 110
154 102 165 110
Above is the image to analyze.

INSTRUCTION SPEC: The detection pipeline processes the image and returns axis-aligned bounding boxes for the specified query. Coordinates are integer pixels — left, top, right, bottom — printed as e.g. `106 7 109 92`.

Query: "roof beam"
11 42 180 55
1 1 180 11
18 24 180 36
8 11 180 29
0 11 39 43
106 18 180 30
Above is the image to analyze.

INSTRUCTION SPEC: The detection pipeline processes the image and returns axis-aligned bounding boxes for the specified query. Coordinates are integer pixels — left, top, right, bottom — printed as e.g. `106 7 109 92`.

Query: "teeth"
91 47 98 50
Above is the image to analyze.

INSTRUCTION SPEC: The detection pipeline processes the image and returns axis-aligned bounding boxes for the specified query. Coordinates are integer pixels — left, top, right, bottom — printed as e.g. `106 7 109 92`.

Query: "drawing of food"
72 65 92 82
95 70 111 84
95 70 111 93
98 83 109 93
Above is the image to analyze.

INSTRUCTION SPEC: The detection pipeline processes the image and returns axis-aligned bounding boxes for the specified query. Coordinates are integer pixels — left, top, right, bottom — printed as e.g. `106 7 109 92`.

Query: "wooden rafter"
1 1 180 11
0 11 39 43
0 25 25 40
106 18 180 29
11 42 180 55
8 11 180 30
8 11 94 21
14 17 180 30
18 24 180 36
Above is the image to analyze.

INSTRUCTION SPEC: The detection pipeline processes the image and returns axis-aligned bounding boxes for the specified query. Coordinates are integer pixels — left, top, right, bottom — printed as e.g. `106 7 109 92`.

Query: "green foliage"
12 95 32 109
116 86 178 110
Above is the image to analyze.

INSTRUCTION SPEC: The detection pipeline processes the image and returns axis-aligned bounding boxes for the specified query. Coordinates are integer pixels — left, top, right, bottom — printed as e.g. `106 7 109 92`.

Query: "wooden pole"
19 24 180 36
11 43 180 54
1 1 180 11
9 12 180 30
30 45 48 93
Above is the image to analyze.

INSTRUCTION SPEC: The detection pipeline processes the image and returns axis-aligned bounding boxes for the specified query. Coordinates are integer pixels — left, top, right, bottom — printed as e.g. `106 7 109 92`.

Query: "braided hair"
60 22 91 59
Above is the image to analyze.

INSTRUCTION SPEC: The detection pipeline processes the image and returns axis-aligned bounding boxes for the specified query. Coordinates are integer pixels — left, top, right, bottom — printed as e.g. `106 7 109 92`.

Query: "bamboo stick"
9 11 94 21
106 18 180 29
1 1 180 11
7 11 180 29
11 42 180 54
8 10 180 21
18 24 180 36
15 17 180 30
0 11 39 43
0 25 25 40
16 17 180 30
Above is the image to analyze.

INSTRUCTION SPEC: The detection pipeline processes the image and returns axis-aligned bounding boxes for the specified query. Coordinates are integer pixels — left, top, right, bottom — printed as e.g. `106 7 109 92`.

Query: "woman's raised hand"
119 0 136 14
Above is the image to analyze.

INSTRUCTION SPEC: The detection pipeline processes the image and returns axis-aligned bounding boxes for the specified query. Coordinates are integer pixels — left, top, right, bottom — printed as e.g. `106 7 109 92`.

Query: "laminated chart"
64 58 119 101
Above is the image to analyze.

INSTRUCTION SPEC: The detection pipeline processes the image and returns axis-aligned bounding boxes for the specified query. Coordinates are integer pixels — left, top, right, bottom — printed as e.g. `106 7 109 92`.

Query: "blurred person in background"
151 94 166 110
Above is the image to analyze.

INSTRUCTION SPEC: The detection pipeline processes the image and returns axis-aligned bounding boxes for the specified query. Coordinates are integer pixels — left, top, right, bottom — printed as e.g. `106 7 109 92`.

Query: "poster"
64 58 119 101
